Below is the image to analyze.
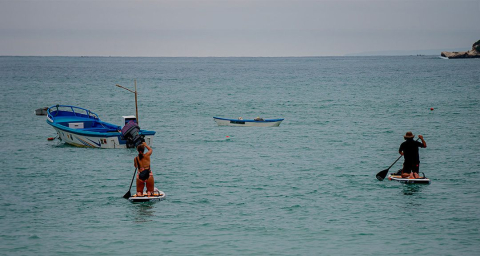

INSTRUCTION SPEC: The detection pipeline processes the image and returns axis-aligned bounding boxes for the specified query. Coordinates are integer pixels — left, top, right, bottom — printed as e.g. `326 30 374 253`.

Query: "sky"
0 0 479 57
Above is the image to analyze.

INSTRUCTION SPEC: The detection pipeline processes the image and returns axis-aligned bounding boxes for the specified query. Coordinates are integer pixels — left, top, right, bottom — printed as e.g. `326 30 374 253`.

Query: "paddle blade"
123 190 131 199
376 169 389 181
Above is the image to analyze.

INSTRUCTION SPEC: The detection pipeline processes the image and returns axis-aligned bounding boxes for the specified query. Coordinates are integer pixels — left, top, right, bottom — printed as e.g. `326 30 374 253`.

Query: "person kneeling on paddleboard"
399 132 427 179
134 142 154 196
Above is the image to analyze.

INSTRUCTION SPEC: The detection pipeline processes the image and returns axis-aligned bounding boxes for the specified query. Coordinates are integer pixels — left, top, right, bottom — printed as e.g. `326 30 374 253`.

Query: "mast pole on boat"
134 80 139 125
116 80 139 125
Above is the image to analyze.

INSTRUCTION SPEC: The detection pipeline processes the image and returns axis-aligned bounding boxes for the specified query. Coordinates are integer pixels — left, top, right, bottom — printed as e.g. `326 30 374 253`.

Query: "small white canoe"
388 175 431 184
128 190 166 203
213 117 284 127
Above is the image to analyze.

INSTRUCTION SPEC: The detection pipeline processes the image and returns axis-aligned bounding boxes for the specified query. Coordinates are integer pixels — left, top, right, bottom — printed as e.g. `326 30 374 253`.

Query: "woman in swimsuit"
134 142 154 196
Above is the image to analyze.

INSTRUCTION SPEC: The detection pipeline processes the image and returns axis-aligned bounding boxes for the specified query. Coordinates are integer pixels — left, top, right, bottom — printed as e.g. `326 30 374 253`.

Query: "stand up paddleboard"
128 190 166 203
388 174 431 184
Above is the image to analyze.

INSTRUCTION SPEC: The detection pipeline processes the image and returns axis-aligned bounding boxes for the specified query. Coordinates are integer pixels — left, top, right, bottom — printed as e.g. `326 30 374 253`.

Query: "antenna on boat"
116 80 139 125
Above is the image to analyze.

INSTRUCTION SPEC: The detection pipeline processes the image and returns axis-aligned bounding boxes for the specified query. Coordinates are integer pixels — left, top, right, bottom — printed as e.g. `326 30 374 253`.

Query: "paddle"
376 155 402 181
123 167 137 199
376 137 420 181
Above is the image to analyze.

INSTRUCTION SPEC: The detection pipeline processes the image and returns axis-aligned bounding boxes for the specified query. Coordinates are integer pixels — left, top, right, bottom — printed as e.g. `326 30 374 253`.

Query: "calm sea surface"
0 56 479 255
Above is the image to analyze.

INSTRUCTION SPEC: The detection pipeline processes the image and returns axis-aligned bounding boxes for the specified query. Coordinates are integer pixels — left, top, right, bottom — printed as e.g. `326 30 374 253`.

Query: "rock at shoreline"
441 40 480 59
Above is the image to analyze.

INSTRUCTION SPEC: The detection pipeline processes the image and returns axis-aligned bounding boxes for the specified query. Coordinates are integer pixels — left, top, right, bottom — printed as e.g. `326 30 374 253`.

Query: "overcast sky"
0 0 479 56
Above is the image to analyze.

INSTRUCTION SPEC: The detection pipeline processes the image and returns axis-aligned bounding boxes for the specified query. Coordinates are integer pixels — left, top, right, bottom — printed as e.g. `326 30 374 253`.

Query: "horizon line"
0 54 441 58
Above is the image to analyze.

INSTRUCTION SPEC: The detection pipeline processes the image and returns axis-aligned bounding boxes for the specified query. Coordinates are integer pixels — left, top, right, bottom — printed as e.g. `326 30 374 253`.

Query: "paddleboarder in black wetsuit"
399 132 427 179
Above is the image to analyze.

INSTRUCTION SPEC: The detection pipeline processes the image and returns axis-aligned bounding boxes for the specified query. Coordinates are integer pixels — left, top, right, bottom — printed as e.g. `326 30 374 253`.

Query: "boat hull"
46 105 155 149
213 117 284 127
50 126 154 149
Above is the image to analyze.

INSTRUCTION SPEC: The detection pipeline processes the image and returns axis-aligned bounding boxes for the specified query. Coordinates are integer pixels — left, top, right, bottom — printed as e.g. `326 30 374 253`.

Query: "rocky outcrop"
441 50 480 58
441 40 480 59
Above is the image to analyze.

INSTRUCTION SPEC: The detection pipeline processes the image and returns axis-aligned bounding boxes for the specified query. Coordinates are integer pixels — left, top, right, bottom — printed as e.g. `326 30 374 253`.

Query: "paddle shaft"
375 155 403 181
387 154 403 170
123 167 137 199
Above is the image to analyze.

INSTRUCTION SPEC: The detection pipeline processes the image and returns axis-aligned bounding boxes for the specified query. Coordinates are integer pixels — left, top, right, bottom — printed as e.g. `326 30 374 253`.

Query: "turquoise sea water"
0 56 479 255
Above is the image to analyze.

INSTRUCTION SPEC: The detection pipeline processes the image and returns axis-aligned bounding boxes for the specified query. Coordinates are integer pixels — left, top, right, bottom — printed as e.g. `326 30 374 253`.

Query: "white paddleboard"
128 190 166 203
388 175 431 184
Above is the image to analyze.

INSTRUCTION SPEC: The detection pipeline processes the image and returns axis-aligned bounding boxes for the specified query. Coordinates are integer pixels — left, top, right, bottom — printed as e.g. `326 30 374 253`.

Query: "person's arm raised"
418 135 427 148
143 142 153 156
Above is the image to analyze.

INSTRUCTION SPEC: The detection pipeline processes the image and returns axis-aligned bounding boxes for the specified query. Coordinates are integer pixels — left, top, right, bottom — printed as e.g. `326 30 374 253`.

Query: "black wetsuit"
399 139 425 173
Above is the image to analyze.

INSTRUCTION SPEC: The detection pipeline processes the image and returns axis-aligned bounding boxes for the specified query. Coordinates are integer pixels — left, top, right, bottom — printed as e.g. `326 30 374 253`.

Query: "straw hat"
404 131 414 139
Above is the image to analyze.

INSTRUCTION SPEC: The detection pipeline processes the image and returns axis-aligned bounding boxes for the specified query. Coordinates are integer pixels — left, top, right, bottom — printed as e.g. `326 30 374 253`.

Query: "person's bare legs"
408 172 420 179
146 176 154 196
136 178 145 196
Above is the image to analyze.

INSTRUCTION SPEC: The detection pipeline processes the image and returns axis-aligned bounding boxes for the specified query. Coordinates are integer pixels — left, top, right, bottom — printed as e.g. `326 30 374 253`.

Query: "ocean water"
0 56 479 255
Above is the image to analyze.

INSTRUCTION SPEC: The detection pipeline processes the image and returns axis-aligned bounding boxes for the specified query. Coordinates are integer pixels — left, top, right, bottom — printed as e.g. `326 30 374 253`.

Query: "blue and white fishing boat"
213 117 284 127
46 105 155 149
